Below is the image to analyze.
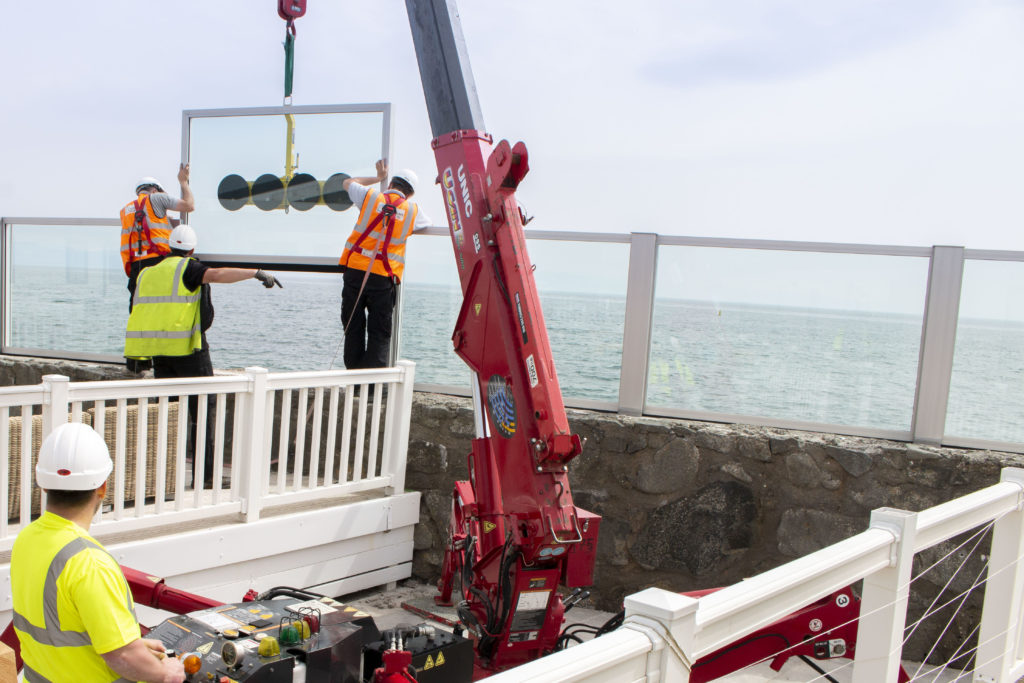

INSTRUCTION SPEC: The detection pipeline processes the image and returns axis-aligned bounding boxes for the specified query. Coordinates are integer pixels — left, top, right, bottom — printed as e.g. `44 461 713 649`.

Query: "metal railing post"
974 468 1024 682
41 374 70 435
618 233 658 416
623 587 699 681
238 367 269 523
385 360 416 495
853 508 918 683
911 246 964 444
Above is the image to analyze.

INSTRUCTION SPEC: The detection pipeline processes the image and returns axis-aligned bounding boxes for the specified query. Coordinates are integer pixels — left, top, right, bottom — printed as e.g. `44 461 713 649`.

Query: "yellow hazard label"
483 521 496 533
436 651 446 667
474 303 482 316
423 654 434 669
198 642 213 655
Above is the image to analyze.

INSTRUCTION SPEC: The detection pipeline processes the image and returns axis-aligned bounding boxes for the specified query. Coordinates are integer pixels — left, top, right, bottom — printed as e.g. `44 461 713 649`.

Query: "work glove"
254 269 282 288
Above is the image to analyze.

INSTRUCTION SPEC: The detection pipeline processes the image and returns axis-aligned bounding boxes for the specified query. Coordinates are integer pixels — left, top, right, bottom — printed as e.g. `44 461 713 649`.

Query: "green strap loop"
284 27 295 99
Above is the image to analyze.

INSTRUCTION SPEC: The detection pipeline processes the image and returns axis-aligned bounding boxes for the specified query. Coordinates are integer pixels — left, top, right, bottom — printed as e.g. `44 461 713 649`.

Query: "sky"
1 0 1022 254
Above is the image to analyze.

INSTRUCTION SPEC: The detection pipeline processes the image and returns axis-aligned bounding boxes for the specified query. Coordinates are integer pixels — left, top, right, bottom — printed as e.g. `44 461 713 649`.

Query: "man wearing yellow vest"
11 423 186 683
120 164 195 309
125 224 281 485
340 159 430 369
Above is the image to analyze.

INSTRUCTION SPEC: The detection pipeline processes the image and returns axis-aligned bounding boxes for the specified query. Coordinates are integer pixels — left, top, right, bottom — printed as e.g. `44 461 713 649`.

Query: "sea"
8 266 1024 444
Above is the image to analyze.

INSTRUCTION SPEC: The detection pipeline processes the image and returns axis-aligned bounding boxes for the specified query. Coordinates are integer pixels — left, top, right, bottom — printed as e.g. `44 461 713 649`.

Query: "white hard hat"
169 224 198 251
136 176 165 194
36 423 113 491
392 169 418 195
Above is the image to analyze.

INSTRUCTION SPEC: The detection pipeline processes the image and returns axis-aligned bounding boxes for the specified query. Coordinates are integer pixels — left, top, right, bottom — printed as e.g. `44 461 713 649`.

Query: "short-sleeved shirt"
147 192 179 219
346 181 432 230
11 511 141 682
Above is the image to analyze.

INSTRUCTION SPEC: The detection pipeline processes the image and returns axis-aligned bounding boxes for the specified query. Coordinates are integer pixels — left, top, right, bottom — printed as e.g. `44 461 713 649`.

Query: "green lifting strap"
283 21 296 100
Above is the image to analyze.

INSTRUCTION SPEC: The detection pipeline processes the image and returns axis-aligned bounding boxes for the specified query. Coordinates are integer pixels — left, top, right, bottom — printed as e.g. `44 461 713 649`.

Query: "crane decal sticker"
487 375 517 438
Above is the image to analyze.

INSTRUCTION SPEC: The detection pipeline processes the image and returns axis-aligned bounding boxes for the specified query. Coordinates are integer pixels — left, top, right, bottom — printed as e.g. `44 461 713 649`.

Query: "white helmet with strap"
392 169 418 195
136 176 165 194
36 423 113 491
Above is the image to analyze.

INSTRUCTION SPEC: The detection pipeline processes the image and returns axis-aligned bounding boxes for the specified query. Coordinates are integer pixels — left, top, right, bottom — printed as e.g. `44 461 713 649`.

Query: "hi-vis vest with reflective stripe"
119 193 171 274
340 188 417 281
11 514 138 683
124 256 202 358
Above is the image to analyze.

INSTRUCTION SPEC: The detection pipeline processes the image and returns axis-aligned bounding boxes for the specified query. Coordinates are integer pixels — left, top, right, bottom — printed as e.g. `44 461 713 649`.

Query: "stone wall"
408 393 1024 664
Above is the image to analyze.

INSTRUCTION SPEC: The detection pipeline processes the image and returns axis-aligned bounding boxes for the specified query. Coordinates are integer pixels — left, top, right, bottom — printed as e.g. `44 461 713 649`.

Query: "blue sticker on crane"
487 375 517 438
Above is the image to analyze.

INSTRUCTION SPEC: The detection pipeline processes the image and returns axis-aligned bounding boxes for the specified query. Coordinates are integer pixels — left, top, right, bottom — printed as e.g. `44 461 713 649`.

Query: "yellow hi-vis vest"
340 188 417 281
11 512 141 683
124 256 202 358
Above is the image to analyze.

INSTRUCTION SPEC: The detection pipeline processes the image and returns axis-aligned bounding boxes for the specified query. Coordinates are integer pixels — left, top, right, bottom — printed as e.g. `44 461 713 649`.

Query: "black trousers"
341 269 397 370
153 347 216 484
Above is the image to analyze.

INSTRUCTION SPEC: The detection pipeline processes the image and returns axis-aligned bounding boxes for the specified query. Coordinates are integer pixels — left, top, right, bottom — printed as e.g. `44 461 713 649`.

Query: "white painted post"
384 360 415 495
623 587 700 681
238 367 269 523
974 468 1024 682
853 508 918 683
41 375 70 436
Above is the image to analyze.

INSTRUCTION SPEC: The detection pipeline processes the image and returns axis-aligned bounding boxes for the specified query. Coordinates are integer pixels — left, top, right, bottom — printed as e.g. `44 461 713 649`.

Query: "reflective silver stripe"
132 292 200 304
22 661 54 683
12 610 89 647
135 258 195 303
125 324 201 339
349 246 405 265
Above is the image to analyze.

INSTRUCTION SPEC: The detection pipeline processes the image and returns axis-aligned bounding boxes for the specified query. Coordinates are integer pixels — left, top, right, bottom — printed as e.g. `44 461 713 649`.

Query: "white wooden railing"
489 467 1024 683
0 361 415 551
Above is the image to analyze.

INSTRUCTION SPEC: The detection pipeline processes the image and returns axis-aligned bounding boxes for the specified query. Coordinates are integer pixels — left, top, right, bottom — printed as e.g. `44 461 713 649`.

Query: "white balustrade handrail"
496 468 1024 682
0 363 416 550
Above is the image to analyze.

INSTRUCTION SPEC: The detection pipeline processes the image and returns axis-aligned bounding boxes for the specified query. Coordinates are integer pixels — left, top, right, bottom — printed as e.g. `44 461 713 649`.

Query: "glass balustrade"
946 258 1024 444
648 246 930 431
5 223 126 359
5 217 1022 449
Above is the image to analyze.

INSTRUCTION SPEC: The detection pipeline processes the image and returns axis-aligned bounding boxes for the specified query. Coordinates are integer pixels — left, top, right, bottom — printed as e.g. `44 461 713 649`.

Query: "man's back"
12 512 141 682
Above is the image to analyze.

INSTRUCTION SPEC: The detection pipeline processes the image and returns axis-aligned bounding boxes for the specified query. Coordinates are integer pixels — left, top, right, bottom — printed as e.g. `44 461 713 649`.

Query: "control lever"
563 588 590 612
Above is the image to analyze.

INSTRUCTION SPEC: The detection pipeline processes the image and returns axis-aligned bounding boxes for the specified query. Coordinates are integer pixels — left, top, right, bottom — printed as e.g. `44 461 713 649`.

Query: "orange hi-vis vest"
119 193 171 275
340 188 417 282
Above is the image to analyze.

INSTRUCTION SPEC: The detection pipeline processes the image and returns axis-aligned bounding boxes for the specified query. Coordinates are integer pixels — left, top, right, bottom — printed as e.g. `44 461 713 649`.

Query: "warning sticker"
526 354 538 388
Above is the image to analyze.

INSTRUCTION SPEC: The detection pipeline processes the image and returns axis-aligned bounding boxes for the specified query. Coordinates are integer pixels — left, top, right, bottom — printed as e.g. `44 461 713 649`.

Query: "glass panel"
648 246 929 430
399 234 466 386
946 259 1024 443
7 224 126 356
398 234 630 403
528 239 628 404
209 269 342 372
187 110 385 258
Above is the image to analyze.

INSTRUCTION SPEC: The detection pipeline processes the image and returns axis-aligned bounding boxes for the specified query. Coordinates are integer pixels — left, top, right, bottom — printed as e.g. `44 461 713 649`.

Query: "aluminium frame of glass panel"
181 104 397 360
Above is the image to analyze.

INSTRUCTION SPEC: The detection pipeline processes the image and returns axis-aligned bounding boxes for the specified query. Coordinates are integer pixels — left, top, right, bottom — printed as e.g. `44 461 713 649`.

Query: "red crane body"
429 130 599 671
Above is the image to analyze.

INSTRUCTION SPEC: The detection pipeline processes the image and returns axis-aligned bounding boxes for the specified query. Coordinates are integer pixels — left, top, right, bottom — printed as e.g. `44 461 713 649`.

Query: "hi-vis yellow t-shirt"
11 511 141 682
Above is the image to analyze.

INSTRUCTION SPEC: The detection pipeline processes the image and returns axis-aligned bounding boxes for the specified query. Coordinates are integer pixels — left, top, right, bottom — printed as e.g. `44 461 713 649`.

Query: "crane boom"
405 0 600 671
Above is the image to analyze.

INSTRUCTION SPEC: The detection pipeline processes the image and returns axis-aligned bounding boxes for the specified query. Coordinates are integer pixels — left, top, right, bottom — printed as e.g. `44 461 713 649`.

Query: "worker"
339 159 430 369
120 164 195 307
125 224 281 486
11 422 186 683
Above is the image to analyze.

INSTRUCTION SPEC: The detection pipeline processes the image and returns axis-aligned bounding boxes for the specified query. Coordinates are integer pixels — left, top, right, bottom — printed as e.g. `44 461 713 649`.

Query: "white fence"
490 467 1024 683
0 361 416 552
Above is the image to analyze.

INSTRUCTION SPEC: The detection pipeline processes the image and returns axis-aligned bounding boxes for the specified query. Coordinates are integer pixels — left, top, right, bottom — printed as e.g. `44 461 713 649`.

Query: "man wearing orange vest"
120 163 195 309
340 159 430 369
